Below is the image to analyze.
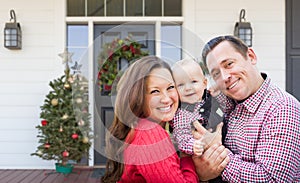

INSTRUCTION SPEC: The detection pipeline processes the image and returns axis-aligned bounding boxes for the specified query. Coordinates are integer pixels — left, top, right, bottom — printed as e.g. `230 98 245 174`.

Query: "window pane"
11 35 17 40
5 29 11 34
68 25 88 46
67 0 182 17
88 0 104 16
164 0 181 16
126 0 142 16
106 0 123 16
11 41 17 46
67 25 88 70
145 0 161 16
67 0 85 16
161 25 181 63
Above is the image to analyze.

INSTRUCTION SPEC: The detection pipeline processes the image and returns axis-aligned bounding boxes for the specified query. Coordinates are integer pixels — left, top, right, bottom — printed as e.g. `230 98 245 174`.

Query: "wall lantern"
4 10 22 50
234 9 252 47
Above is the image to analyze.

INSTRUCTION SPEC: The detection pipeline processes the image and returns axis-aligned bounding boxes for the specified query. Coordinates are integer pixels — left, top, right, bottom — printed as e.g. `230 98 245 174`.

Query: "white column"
88 20 94 166
155 21 161 57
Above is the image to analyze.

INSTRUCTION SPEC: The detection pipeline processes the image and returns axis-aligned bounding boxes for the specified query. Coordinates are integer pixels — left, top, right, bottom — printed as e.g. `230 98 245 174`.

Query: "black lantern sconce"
4 10 22 50
234 9 252 47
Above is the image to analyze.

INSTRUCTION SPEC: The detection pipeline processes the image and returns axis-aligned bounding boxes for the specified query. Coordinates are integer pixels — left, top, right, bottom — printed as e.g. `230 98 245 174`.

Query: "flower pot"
55 163 73 174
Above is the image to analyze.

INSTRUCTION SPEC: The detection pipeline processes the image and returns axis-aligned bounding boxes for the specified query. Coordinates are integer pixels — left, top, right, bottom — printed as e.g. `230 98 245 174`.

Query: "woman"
101 56 199 182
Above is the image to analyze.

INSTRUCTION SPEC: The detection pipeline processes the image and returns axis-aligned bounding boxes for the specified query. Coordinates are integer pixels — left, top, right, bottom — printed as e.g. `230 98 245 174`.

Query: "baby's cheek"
171 92 179 105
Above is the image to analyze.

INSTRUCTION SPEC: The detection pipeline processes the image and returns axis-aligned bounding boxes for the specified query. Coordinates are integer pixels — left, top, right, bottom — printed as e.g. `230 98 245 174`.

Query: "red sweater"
119 119 199 183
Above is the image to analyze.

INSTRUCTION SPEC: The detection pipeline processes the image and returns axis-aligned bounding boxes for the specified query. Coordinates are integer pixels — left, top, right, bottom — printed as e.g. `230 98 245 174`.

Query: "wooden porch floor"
0 167 105 183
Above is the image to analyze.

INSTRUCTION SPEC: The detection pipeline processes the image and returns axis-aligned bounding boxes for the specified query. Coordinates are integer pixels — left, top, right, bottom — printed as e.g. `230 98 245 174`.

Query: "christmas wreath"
97 36 149 94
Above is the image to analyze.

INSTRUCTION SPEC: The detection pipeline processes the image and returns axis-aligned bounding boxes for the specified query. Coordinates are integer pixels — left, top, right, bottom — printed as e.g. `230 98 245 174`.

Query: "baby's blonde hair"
172 58 206 75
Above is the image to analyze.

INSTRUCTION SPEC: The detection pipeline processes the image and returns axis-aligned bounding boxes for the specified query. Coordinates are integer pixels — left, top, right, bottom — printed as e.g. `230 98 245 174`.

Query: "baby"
171 58 221 156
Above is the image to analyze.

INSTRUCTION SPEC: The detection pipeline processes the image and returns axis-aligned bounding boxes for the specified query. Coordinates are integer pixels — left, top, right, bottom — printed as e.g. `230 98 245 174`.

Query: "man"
193 35 300 182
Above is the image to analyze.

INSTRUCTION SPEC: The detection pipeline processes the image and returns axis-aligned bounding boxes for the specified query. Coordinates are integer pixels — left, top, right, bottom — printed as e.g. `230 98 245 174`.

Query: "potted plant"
97 36 149 95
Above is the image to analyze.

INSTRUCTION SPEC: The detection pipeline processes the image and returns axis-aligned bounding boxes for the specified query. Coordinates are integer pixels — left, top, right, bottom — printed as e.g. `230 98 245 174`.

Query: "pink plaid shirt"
221 74 300 182
171 100 207 155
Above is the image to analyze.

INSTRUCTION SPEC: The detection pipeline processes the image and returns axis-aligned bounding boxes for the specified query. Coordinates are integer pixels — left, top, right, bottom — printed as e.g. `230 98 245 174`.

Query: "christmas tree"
31 50 92 170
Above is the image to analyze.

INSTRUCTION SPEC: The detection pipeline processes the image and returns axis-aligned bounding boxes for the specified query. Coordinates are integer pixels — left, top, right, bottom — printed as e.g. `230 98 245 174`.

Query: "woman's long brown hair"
101 56 172 183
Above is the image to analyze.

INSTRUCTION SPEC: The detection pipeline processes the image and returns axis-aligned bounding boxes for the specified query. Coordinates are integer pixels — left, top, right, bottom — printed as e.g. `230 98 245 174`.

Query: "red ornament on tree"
62 150 69 157
72 133 78 139
41 120 48 126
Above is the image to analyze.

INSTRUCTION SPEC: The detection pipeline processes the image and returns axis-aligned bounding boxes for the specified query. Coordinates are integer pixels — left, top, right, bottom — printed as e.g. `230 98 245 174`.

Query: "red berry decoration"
41 120 48 126
44 143 50 149
104 84 112 91
72 133 78 139
62 150 69 157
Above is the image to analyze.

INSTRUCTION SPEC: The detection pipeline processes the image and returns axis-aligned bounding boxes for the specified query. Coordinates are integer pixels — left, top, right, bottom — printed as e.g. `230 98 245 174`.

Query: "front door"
93 24 155 165
286 0 300 100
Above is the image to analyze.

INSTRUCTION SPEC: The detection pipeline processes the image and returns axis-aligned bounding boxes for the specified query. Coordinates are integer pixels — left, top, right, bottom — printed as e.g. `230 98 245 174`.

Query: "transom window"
67 0 181 16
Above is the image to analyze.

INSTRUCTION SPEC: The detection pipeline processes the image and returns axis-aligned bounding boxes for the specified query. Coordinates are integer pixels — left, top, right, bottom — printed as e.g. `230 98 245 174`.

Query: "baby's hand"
193 139 204 156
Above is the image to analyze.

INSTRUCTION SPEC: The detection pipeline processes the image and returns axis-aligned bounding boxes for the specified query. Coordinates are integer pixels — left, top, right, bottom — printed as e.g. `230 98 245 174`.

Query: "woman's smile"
145 68 179 122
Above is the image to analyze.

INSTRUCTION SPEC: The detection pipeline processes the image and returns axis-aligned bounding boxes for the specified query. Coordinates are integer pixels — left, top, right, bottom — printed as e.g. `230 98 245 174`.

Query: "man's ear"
203 78 208 86
248 48 257 64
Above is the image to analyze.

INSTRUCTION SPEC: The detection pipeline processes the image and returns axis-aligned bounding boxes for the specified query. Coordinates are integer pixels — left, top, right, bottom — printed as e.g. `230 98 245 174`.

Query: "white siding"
0 0 65 169
0 0 286 169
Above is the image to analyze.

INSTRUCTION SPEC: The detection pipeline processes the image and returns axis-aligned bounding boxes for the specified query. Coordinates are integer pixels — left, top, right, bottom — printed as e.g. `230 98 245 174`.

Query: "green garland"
97 36 149 94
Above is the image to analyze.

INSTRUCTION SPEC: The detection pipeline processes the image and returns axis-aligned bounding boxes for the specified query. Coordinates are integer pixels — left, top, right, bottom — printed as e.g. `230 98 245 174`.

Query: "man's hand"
193 121 223 150
192 121 230 181
192 144 230 181
201 122 222 150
